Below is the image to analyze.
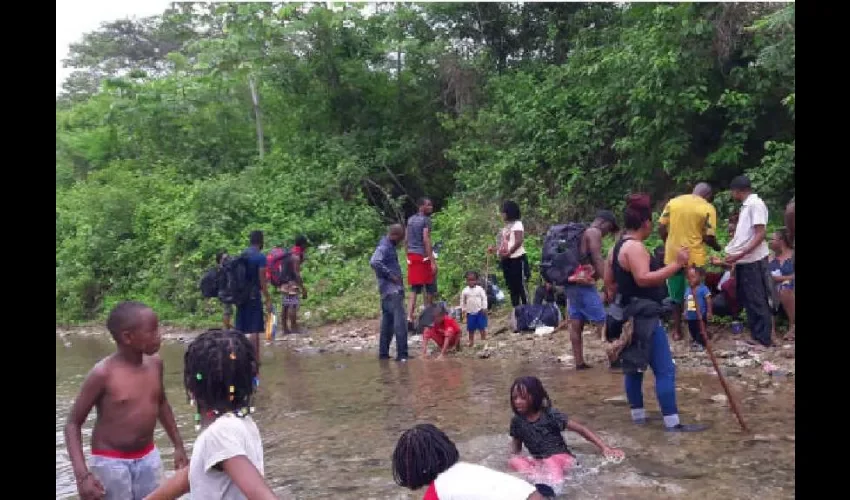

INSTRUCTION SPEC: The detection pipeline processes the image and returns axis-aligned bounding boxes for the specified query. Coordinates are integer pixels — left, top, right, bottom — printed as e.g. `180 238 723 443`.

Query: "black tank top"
612 237 665 304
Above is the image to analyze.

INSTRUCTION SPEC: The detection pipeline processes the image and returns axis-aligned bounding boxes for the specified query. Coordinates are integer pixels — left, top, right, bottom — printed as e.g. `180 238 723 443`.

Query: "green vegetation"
56 2 795 325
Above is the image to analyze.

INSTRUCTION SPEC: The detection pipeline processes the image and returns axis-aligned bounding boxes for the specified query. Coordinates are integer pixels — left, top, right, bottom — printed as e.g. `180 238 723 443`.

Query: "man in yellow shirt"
658 183 721 341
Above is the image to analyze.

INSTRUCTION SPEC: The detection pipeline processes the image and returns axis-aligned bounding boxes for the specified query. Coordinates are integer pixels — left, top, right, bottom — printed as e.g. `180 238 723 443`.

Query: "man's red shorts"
407 253 435 286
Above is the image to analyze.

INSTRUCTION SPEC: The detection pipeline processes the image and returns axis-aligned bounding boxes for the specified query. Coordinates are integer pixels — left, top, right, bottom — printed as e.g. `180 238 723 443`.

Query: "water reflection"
56 335 794 499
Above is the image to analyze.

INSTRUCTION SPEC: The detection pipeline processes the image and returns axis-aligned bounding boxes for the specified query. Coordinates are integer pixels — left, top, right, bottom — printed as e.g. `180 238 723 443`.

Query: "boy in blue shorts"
460 271 489 347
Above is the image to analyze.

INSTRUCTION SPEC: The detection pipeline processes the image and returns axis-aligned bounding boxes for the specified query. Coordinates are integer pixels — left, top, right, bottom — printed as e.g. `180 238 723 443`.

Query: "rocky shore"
57 309 794 384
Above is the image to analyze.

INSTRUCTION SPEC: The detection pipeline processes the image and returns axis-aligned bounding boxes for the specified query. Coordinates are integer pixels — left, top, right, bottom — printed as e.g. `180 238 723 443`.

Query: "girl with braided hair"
144 329 275 500
392 423 552 499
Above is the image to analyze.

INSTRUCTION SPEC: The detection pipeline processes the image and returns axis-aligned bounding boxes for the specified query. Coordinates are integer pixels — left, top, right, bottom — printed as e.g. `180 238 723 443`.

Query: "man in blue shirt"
370 224 408 361
237 230 272 364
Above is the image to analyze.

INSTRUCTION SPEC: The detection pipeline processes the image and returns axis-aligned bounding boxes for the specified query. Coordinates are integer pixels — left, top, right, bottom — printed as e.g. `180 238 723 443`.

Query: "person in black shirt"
508 376 623 489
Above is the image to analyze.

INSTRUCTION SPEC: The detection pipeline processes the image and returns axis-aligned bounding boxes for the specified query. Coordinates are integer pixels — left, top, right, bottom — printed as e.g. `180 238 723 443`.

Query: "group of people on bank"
371 175 795 367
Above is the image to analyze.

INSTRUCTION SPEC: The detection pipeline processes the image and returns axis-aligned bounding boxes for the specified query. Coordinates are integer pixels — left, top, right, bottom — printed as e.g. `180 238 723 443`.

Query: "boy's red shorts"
407 253 435 286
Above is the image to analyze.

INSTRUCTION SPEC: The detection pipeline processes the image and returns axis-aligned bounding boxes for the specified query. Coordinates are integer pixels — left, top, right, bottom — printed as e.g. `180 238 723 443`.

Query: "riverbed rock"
732 357 756 368
603 395 629 405
557 354 574 364
478 349 492 359
710 394 728 404
749 434 779 443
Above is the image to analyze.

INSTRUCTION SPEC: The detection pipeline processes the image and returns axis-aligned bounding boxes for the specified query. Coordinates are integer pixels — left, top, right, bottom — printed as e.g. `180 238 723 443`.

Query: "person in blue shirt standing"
237 230 272 369
370 224 409 361
684 266 712 351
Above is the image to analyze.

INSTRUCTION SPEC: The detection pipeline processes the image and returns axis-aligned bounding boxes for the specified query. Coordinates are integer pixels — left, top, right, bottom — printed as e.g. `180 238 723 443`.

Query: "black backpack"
217 254 253 305
199 268 220 298
540 223 587 286
512 304 561 332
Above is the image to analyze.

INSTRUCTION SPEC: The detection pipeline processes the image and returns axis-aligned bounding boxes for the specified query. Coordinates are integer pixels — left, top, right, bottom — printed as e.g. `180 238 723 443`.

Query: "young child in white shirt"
460 271 489 347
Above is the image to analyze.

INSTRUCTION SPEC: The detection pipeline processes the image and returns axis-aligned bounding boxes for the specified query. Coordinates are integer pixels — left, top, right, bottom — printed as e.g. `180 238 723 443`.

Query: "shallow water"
56 335 794 499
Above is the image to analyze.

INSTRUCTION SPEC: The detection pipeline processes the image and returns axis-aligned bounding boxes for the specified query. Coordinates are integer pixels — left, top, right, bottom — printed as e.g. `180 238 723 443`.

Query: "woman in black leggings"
490 200 528 307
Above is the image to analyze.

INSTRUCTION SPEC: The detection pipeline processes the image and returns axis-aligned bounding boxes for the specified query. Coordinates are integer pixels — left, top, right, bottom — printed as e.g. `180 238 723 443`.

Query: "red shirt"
434 316 461 336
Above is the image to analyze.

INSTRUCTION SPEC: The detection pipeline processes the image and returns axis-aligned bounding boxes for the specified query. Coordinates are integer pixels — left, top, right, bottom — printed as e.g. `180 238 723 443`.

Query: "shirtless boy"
64 301 188 500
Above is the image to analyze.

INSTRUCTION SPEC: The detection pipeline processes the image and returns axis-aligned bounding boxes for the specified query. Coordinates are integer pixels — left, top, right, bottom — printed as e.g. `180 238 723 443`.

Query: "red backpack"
266 247 293 287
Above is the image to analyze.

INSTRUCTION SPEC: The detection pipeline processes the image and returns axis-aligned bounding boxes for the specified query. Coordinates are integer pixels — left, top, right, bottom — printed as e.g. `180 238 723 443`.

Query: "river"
56 334 794 499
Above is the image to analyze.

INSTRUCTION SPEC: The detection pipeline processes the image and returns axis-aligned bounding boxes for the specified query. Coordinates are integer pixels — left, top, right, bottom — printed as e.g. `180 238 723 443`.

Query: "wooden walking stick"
694 294 749 432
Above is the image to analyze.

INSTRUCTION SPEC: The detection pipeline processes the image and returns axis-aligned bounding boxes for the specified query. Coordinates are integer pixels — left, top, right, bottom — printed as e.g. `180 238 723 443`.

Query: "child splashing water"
508 376 624 491
64 301 188 500
393 423 551 499
144 329 275 500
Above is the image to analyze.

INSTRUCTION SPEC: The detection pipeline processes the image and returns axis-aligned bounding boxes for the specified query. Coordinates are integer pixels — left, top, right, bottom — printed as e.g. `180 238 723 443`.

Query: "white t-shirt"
189 414 264 500
425 462 536 500
460 285 488 314
725 193 769 264
500 221 526 259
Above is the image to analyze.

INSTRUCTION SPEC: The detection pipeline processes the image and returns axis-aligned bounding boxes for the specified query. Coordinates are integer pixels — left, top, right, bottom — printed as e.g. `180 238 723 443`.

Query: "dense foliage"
56 2 795 324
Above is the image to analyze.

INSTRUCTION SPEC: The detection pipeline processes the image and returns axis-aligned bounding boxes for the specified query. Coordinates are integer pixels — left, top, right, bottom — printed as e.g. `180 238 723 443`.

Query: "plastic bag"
265 307 277 341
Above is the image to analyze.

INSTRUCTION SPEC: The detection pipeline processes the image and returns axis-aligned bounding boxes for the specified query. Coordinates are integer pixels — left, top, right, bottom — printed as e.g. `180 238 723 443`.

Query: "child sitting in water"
64 301 188 500
460 270 489 347
422 304 462 359
144 329 275 500
393 423 552 499
684 266 712 351
508 376 623 488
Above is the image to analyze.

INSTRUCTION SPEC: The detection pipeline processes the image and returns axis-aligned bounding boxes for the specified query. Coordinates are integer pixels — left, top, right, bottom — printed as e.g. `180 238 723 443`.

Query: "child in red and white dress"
392 423 550 499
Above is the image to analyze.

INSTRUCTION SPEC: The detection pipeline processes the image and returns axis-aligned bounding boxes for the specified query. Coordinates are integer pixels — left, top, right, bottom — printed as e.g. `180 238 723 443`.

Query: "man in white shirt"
723 175 775 347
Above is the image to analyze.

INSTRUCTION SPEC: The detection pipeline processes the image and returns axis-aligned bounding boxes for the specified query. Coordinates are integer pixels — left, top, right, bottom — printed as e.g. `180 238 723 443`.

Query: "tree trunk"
248 74 264 160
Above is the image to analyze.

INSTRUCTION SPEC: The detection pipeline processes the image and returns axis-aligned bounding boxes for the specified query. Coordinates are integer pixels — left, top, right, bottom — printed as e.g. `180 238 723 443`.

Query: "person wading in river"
371 224 409 361
658 183 721 342
406 198 437 331
565 210 619 370
277 236 308 335
239 231 272 368
610 194 708 432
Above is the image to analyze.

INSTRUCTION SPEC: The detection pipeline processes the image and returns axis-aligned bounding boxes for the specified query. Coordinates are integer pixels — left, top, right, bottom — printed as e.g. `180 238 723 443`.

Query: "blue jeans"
379 291 408 359
624 322 678 416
